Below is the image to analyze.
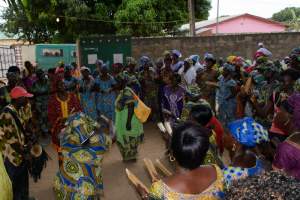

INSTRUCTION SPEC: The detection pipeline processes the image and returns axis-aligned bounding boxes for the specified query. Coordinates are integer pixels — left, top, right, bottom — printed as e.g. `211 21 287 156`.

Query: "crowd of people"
0 43 299 200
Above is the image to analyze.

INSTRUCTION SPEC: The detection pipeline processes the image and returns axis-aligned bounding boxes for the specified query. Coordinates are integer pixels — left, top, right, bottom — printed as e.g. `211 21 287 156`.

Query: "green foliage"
1 0 211 42
272 7 300 31
114 0 211 36
272 7 300 23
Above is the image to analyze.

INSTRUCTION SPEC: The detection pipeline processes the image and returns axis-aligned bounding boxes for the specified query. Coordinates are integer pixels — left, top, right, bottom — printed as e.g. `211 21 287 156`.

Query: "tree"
1 0 58 43
114 0 211 36
1 0 211 41
272 7 300 31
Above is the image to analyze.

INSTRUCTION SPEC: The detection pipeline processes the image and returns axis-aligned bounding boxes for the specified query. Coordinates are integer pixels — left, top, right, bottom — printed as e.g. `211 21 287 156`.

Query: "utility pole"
216 0 220 34
188 0 196 36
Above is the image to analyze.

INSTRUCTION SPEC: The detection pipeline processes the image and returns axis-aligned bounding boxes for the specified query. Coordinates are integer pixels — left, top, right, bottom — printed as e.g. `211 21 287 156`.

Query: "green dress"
115 87 143 161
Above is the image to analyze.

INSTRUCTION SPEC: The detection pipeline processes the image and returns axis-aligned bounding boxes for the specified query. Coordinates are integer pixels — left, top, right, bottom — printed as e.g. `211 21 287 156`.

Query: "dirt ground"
29 123 167 200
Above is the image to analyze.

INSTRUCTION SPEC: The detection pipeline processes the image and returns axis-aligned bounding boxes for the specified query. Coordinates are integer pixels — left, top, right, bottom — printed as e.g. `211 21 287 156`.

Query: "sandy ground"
29 123 167 200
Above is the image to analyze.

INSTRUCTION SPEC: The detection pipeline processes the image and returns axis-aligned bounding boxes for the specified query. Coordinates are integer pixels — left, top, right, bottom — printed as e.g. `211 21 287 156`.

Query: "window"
42 49 63 57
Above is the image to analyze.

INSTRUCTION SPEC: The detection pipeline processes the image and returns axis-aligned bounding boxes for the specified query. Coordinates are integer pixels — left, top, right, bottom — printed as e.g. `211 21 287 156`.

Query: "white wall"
21 45 36 67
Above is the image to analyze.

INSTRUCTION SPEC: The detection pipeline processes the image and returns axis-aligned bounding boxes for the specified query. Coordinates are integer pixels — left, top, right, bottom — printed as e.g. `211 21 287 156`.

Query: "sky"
209 0 300 19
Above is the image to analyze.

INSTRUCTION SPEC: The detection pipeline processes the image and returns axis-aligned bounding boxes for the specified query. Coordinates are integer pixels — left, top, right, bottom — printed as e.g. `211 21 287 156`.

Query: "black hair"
281 68 300 81
225 171 300 200
190 105 213 126
24 61 32 69
7 66 20 74
171 122 210 170
47 68 56 75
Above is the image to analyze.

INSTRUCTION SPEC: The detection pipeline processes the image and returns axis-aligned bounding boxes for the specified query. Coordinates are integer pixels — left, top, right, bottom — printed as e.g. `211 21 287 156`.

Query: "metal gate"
0 46 17 78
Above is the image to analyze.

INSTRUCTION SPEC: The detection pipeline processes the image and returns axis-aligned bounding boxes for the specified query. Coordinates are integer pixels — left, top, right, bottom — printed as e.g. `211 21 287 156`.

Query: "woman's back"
149 165 224 200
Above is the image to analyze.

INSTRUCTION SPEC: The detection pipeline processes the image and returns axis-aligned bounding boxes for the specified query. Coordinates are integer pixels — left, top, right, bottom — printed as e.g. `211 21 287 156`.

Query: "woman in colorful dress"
222 117 271 187
139 61 158 121
0 151 13 200
48 73 82 147
95 65 117 121
30 69 50 138
252 68 300 142
162 74 186 122
138 122 224 200
54 112 112 200
115 76 143 162
78 67 97 120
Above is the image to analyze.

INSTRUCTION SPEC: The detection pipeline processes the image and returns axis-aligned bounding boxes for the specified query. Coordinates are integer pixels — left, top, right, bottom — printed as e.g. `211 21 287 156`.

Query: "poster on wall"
113 53 123 64
88 54 98 64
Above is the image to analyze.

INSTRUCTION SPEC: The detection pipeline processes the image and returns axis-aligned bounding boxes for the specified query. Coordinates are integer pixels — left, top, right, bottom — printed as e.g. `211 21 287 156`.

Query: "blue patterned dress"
95 76 117 121
79 77 97 120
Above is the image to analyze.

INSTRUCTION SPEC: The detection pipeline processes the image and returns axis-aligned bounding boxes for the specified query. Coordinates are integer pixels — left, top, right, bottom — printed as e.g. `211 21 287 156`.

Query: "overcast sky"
209 0 300 19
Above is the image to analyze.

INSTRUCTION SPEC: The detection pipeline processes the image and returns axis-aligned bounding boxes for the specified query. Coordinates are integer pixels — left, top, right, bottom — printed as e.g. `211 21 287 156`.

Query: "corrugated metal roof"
179 13 286 32
180 15 242 31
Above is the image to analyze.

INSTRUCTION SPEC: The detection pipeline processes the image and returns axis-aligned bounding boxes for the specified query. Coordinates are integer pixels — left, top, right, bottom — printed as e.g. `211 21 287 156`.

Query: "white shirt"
178 66 197 85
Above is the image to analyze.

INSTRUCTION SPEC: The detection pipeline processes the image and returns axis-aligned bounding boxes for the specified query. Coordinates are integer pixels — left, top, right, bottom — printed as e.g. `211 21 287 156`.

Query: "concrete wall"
132 32 300 60
21 45 36 66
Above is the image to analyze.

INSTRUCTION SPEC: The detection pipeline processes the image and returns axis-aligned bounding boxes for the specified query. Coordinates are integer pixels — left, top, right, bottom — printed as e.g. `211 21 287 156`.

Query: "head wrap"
95 59 104 66
189 55 200 63
184 58 193 66
223 63 235 72
228 117 269 148
139 56 150 66
257 47 272 57
171 49 182 58
126 57 137 66
64 64 73 71
227 56 237 64
80 66 91 73
204 53 215 61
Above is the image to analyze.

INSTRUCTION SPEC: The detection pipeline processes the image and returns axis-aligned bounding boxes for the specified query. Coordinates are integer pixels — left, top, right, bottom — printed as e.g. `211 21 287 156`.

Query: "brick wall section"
132 32 300 60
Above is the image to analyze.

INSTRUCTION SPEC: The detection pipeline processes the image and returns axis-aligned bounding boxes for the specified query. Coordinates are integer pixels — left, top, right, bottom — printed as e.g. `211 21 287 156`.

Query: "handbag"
128 88 151 123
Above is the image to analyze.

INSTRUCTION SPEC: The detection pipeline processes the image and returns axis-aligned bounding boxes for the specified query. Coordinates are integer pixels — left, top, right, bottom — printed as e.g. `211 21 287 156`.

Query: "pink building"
180 13 287 36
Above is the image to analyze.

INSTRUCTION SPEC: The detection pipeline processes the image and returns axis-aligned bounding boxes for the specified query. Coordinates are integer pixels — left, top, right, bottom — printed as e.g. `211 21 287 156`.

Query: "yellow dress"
0 152 13 200
149 165 224 200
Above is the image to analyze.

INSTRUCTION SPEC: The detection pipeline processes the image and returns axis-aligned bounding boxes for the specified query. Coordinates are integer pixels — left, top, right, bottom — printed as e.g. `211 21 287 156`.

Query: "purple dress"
288 93 300 130
162 85 185 119
273 139 300 180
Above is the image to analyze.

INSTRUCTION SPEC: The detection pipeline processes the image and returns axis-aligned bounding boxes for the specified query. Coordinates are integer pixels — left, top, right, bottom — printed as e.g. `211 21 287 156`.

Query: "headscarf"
171 49 182 58
189 55 200 63
228 117 269 148
95 59 104 66
80 66 91 73
223 63 235 72
126 57 137 66
139 56 150 66
64 64 73 71
204 53 215 61
184 57 193 66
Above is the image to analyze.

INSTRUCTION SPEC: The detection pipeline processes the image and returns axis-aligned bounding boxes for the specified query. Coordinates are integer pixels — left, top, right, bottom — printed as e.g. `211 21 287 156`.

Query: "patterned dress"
0 152 13 200
54 113 112 200
95 76 116 121
48 93 82 147
162 85 186 121
79 77 97 120
30 79 50 134
115 87 143 161
149 165 224 200
223 159 264 187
